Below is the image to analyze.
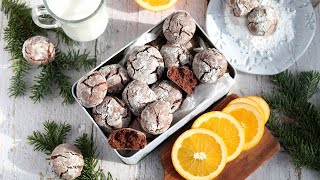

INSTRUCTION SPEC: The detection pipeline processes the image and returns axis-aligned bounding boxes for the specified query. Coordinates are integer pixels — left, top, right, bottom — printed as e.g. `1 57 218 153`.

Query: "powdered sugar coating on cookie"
160 44 192 68
163 11 196 44
192 49 228 83
99 64 130 94
127 45 164 85
151 80 183 113
140 100 173 135
93 96 131 133
247 6 278 36
76 71 108 108
122 80 157 116
228 0 258 17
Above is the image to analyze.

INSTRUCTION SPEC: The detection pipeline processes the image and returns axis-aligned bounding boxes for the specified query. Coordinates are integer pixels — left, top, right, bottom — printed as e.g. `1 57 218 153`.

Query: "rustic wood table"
0 0 320 179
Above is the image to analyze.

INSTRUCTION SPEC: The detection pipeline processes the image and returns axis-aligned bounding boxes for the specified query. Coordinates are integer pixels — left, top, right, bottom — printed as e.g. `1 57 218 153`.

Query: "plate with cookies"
206 0 316 75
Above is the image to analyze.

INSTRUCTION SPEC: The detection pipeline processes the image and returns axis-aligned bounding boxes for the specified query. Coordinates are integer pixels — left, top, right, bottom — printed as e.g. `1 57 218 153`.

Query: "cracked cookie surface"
192 49 228 84
160 44 192 68
22 36 55 65
163 11 196 44
50 144 84 180
247 6 278 36
127 45 164 85
99 64 131 94
93 96 131 133
122 80 157 116
76 71 108 108
140 100 173 135
151 80 183 113
228 0 258 17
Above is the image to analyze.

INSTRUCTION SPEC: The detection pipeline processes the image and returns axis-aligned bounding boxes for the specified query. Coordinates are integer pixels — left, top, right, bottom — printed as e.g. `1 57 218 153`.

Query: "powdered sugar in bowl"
206 0 316 75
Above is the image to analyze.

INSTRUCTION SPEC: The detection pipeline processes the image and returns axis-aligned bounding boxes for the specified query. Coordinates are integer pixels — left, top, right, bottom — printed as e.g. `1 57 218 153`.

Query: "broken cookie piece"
126 45 164 85
51 144 84 180
167 66 198 95
108 128 147 150
192 49 228 83
76 71 108 108
163 11 196 45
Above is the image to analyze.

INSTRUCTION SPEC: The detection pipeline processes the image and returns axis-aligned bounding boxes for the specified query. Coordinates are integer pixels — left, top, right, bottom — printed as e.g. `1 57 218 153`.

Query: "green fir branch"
265 70 320 172
2 0 47 97
27 120 71 155
2 0 96 104
30 65 55 103
57 49 96 71
74 134 105 180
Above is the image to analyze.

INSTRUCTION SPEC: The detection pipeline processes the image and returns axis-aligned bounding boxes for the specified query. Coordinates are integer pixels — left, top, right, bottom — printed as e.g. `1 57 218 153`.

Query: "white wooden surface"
0 0 320 179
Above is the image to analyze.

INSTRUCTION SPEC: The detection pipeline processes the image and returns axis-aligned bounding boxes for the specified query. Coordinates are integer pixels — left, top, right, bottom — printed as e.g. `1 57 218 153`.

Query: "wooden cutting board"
161 94 280 180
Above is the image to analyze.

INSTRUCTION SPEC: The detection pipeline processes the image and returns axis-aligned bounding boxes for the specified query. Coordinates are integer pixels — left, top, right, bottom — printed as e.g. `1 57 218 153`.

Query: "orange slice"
134 0 178 12
192 111 245 162
246 96 270 123
172 129 227 180
229 97 266 124
222 103 264 151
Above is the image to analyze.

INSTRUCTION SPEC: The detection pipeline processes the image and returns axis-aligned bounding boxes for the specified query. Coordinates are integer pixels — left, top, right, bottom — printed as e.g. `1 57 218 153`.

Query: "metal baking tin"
72 10 237 165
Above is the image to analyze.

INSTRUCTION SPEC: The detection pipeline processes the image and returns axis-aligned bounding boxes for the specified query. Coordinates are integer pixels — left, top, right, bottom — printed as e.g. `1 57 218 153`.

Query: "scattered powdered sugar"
224 0 296 56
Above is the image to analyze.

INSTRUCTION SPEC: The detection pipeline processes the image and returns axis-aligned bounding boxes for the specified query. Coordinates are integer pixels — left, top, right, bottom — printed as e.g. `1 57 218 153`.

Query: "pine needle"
27 120 71 155
265 70 320 171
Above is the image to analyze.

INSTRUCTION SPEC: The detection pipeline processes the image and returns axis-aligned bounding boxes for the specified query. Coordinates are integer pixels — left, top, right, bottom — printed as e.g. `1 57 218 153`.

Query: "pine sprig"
27 120 71 155
30 65 55 103
75 134 105 180
1 0 96 104
265 70 320 171
27 121 116 180
2 0 47 97
29 50 96 104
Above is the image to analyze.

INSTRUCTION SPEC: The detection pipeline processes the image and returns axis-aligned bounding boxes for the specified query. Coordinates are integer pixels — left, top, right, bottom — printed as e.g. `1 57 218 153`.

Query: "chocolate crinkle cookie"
51 144 84 180
247 6 278 36
129 117 154 139
160 44 192 68
151 80 183 113
228 0 258 17
76 71 108 108
108 128 147 150
122 80 157 116
127 45 164 85
22 36 55 65
140 100 173 135
163 11 196 44
98 64 131 94
192 49 228 84
92 96 131 133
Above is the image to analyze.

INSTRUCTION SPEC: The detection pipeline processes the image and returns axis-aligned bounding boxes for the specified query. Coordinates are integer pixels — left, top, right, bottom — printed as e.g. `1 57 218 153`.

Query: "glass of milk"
32 0 108 42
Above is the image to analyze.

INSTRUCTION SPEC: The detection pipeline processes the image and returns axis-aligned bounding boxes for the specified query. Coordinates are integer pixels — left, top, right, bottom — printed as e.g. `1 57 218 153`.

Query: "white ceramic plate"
206 0 316 75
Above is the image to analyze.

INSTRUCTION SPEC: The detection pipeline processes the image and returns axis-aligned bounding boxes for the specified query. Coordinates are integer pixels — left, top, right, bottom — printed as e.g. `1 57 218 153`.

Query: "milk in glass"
45 0 108 41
